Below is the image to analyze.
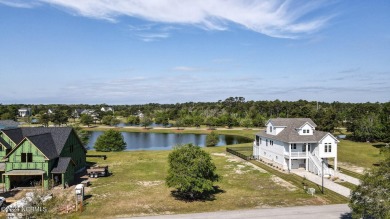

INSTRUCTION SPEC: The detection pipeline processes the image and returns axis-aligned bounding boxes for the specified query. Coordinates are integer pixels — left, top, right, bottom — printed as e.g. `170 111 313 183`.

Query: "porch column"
288 144 292 171
305 143 309 171
334 156 338 172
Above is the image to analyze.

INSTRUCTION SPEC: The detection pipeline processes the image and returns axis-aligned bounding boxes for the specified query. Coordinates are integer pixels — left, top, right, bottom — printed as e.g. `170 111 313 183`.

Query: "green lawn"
76 146 341 218
337 140 385 170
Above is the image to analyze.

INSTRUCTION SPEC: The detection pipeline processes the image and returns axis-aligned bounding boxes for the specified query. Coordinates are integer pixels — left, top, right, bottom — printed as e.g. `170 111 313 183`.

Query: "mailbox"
75 184 84 199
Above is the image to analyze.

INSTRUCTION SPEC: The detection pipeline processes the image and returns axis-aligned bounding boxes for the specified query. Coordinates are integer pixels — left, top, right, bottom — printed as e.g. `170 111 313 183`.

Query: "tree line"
1 97 389 142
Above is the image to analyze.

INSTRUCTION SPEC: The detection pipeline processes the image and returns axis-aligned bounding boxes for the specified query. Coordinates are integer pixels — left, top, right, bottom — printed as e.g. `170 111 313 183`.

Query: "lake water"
86 131 252 151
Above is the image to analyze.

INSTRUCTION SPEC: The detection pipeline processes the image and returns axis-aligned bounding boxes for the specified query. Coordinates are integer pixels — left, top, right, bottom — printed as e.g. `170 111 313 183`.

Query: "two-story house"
253 118 338 176
0 127 86 190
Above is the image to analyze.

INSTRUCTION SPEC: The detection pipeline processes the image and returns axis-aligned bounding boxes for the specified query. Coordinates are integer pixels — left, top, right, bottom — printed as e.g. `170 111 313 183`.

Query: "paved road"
292 169 352 197
125 204 351 219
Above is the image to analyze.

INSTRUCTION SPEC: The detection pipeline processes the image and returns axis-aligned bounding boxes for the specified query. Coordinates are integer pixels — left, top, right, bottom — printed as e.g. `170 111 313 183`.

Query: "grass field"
74 145 343 218
337 140 385 170
70 127 387 218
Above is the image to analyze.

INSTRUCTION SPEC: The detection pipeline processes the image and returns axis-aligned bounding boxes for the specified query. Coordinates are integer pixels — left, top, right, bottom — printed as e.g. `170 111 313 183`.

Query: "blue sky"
0 0 389 104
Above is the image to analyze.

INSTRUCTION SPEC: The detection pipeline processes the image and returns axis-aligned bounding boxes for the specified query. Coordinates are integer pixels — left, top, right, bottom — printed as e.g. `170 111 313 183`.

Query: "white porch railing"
308 153 322 176
284 151 307 158
308 152 334 176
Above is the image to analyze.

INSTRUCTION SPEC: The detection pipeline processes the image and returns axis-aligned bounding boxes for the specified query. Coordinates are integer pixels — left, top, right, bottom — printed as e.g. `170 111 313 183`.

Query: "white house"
253 118 339 176
18 108 31 117
101 107 113 112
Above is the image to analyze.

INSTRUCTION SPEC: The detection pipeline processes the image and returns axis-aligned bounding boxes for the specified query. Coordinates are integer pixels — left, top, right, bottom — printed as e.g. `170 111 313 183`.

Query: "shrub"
94 129 126 152
166 144 220 200
206 131 219 147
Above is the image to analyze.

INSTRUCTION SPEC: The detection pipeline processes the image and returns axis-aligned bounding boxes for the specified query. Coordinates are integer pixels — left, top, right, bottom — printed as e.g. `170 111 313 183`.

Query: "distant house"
0 127 86 190
136 110 144 118
253 118 339 176
18 108 31 117
0 120 19 130
100 107 113 112
47 109 55 114
72 109 84 118
81 109 98 120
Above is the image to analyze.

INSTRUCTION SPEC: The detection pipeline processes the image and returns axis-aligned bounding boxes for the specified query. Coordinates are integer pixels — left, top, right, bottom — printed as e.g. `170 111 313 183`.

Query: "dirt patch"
211 153 227 157
137 181 164 187
338 162 366 173
270 176 297 191
223 153 267 173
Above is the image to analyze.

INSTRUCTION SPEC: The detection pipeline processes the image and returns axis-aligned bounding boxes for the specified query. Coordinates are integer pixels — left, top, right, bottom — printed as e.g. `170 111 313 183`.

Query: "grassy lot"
337 140 385 170
75 145 341 218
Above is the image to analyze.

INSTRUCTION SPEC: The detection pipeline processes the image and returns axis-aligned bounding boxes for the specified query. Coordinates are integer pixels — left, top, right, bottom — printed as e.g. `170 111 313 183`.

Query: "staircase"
308 153 334 177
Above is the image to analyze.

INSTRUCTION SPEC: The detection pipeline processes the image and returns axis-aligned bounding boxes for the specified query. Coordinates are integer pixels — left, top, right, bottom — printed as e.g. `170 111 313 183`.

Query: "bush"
349 155 390 218
94 129 126 152
166 144 220 200
206 131 219 147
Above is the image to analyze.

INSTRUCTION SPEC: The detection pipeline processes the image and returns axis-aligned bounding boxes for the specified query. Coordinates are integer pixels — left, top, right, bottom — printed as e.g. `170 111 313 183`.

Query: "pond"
86 131 252 151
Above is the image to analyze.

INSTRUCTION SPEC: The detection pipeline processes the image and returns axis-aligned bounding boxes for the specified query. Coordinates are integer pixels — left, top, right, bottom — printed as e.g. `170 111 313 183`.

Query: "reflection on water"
86 131 251 151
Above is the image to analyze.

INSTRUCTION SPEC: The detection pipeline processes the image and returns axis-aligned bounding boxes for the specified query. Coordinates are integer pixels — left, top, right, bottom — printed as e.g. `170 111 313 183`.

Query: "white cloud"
0 0 39 8
2 0 335 38
172 66 204 72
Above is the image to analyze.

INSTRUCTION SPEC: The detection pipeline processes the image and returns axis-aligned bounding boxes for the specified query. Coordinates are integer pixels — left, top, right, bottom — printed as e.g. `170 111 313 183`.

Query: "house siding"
59 130 86 172
1 128 87 190
4 139 49 189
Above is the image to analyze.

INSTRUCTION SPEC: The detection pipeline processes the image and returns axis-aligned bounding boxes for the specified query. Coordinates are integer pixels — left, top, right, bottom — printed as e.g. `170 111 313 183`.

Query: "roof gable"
5 136 52 160
298 122 315 130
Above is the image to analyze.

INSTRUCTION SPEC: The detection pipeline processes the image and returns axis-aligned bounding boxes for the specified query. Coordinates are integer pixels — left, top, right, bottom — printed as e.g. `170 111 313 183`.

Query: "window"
308 143 311 151
270 140 274 145
303 130 306 133
27 153 33 162
269 126 272 133
21 153 26 162
21 153 33 162
276 156 278 160
266 139 268 146
306 129 310 134
324 143 331 153
292 144 297 149
255 136 260 146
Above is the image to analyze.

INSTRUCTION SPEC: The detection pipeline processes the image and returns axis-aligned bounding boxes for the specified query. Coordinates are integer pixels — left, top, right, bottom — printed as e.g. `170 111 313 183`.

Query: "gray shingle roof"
0 120 19 129
27 133 58 159
2 127 73 155
257 118 329 143
51 157 72 174
267 118 317 128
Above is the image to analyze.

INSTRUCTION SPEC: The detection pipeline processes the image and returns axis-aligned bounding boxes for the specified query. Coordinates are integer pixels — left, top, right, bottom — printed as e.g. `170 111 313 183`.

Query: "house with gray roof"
0 120 19 130
253 118 339 176
0 127 86 190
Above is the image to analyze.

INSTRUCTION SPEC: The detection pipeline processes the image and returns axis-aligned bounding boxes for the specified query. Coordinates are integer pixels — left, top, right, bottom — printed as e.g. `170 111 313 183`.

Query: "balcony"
284 151 308 158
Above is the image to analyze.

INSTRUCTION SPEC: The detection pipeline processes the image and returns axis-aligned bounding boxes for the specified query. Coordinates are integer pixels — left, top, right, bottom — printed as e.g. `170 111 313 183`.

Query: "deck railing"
284 151 307 158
